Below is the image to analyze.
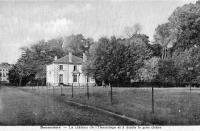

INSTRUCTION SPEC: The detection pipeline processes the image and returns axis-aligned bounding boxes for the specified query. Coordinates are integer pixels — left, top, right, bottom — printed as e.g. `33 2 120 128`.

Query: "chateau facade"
46 52 95 86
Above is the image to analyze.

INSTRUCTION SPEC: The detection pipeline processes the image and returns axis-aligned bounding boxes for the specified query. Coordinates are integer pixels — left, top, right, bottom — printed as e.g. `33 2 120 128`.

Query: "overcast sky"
0 0 197 64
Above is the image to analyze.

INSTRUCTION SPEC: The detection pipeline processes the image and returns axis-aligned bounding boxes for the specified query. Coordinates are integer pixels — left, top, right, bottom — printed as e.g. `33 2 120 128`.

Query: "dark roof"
53 55 83 64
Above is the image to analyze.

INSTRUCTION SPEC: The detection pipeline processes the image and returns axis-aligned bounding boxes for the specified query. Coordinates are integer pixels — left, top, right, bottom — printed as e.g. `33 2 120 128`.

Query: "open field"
20 86 200 125
0 86 136 125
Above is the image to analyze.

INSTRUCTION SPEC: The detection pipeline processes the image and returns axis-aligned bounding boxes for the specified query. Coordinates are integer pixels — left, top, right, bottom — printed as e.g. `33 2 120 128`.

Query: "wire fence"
19 84 200 125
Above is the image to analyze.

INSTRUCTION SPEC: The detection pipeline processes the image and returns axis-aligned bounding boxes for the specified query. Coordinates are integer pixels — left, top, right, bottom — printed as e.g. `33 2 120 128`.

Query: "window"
73 65 77 71
59 65 63 70
59 74 63 83
87 77 90 82
73 75 77 82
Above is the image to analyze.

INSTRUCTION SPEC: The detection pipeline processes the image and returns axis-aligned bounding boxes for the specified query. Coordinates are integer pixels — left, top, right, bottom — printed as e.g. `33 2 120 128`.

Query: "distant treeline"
7 1 200 87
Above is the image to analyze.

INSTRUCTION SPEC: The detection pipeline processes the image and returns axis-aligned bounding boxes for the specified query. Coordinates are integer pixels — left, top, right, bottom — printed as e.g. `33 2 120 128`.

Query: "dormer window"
59 65 63 70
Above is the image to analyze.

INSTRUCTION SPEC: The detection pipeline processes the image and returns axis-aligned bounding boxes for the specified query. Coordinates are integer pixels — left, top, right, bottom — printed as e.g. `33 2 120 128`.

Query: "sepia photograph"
0 0 200 129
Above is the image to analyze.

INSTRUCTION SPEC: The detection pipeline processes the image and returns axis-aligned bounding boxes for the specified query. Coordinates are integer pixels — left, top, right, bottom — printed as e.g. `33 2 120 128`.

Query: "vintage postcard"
0 0 200 130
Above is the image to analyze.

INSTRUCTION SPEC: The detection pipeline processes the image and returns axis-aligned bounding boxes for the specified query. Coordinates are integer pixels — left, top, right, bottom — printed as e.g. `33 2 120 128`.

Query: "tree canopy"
151 0 200 85
62 34 94 58
9 38 66 86
83 34 153 84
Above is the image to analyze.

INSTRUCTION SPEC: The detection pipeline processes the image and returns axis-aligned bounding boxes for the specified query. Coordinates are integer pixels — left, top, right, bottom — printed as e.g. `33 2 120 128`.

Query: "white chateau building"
46 52 95 86
0 63 12 83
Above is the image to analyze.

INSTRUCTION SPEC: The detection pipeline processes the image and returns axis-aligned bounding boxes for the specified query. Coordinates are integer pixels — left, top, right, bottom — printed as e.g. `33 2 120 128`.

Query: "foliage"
83 34 153 84
152 1 200 59
9 39 66 86
148 43 162 57
157 58 177 83
8 65 22 86
62 34 94 58
124 23 142 38
150 1 200 85
168 2 200 51
172 47 200 84
137 57 159 82
154 23 172 48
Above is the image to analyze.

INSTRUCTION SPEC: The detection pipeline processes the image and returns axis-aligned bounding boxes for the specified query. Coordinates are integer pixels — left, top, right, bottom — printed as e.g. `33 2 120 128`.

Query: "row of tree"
8 1 200 86
152 0 200 85
82 34 153 85
8 35 93 86
83 1 200 86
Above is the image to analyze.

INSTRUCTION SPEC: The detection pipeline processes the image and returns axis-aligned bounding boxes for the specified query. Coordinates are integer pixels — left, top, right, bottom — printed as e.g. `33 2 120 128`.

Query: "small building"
46 52 95 86
0 63 12 83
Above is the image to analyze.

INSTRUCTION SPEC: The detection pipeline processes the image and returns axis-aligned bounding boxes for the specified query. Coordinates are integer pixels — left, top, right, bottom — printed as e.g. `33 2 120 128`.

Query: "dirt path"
0 87 135 125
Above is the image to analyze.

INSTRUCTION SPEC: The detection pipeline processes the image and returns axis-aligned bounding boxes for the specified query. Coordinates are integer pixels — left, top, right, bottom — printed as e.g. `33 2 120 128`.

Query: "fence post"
152 86 154 114
53 86 54 95
72 83 73 98
87 76 89 99
110 83 113 104
37 83 39 93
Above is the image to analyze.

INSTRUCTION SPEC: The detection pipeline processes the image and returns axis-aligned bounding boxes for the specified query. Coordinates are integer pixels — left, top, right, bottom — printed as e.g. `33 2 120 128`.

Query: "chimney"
69 52 72 63
83 52 87 62
54 56 57 61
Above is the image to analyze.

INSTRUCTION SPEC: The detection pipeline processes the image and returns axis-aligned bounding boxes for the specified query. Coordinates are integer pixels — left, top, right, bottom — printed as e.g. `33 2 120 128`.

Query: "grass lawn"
0 87 136 125
21 86 200 125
